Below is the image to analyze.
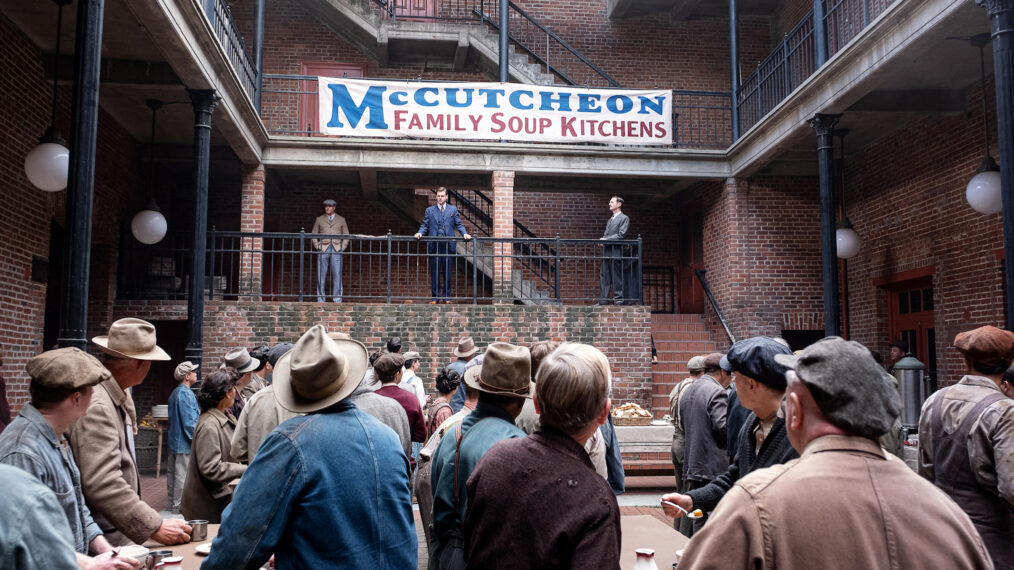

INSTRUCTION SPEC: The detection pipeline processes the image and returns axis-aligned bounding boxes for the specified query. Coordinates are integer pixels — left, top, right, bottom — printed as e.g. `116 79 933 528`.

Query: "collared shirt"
168 384 199 454
0 403 102 553
201 400 416 569
398 369 427 410
920 374 1014 507
0 464 79 569
430 401 525 543
680 435 993 569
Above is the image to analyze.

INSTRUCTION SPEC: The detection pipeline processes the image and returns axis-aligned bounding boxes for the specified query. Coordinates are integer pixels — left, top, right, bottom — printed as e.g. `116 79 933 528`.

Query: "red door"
677 208 705 313
299 62 366 137
887 277 937 387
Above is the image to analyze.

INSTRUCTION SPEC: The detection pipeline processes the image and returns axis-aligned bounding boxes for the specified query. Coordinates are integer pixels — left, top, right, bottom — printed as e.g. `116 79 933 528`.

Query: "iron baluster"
208 226 217 300
298 228 305 302
386 230 392 303
555 234 561 302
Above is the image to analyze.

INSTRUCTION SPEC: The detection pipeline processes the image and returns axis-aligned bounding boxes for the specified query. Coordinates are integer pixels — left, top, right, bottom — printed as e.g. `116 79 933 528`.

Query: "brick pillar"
492 171 515 302
702 177 748 346
239 164 265 300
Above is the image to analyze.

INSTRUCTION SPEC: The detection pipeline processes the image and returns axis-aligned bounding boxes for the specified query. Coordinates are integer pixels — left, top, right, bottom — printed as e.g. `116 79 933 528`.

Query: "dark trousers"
599 255 625 303
429 247 453 301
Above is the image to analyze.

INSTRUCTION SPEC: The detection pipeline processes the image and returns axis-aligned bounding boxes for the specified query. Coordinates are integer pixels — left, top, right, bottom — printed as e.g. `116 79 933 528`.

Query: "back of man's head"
374 353 405 384
535 343 611 435
529 340 561 382
701 352 724 374
387 336 402 354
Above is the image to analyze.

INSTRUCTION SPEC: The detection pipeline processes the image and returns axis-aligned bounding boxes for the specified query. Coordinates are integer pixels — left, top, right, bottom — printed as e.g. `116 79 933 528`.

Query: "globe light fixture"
836 219 861 259
966 34 1002 215
130 99 168 244
25 0 72 192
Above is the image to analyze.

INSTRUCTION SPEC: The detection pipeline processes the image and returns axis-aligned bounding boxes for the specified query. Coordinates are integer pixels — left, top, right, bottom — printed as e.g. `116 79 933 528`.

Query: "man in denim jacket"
202 326 417 569
167 361 199 513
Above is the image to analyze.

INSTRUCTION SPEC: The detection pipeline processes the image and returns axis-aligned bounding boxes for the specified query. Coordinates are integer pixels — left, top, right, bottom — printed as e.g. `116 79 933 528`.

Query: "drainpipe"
254 0 265 110
499 0 509 82
809 113 842 337
730 0 740 140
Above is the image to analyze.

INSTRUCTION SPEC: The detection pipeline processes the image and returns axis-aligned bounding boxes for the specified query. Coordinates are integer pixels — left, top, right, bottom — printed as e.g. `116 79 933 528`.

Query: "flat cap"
719 355 734 372
775 337 901 439
725 337 793 390
702 352 724 372
686 355 705 372
403 351 421 361
267 343 294 367
953 326 1014 366
174 361 199 382
322 199 336 206
27 348 111 390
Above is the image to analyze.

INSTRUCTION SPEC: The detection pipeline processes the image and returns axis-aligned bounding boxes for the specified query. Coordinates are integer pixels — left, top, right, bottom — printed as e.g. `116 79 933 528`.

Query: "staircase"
649 313 717 418
295 0 620 87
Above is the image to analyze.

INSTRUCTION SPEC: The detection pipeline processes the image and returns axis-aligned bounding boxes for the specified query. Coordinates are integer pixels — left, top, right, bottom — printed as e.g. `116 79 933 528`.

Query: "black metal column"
253 0 265 109
499 0 509 82
983 0 1014 330
809 113 842 337
813 0 827 67
57 0 104 350
184 89 220 368
730 0 740 140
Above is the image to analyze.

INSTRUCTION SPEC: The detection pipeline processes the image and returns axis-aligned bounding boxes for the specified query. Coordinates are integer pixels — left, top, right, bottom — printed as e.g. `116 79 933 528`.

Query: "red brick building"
0 0 1004 420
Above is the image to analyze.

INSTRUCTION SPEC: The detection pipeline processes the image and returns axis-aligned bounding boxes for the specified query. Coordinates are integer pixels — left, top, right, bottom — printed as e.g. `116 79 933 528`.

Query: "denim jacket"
167 384 199 454
201 399 417 569
0 403 102 554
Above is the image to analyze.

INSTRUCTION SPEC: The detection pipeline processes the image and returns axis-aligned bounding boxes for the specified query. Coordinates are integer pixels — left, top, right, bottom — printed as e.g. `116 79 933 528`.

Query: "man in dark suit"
599 195 630 305
414 187 471 303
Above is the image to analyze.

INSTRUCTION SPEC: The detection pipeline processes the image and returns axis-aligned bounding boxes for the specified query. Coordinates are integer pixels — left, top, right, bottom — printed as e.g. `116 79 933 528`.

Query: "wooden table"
143 524 218 570
619 515 689 569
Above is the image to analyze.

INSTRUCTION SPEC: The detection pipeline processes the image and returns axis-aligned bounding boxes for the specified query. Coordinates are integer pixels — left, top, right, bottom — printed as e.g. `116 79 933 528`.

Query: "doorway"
886 276 937 390
677 208 705 313
298 62 366 136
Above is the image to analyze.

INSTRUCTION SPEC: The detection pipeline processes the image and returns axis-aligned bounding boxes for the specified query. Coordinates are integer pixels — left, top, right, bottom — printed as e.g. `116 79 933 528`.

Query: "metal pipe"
809 113 842 336
184 89 219 368
58 0 105 350
499 0 509 82
730 0 740 140
254 0 265 109
813 0 828 67
983 0 1014 330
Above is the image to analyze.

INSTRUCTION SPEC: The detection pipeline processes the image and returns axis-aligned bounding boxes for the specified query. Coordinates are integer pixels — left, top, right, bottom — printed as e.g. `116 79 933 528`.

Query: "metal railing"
203 0 258 100
643 266 675 314
117 230 642 305
695 268 735 344
736 0 897 136
261 73 728 149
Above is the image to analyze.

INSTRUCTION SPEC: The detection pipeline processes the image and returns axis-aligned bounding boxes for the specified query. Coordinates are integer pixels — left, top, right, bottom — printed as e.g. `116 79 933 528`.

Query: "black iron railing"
695 268 735 344
643 266 675 314
118 230 642 305
203 0 258 100
673 90 733 149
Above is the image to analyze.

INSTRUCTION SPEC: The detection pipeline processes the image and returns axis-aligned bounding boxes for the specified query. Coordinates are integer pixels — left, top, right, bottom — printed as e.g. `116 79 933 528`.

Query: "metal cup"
145 550 174 570
186 520 208 542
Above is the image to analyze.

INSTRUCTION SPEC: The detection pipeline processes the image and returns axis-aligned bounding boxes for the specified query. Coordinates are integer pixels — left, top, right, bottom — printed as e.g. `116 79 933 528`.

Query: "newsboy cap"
323 199 337 206
702 353 724 372
26 348 111 391
725 336 793 390
686 356 705 372
267 343 294 367
775 337 901 439
174 361 199 382
953 326 1014 367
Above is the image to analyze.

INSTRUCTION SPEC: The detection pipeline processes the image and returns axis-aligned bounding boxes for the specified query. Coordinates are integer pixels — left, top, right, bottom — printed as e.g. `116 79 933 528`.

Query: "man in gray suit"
311 199 349 303
598 196 630 305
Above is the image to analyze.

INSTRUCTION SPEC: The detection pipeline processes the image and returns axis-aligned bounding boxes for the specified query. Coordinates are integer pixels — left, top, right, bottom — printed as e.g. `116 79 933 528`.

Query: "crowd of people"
0 315 1010 569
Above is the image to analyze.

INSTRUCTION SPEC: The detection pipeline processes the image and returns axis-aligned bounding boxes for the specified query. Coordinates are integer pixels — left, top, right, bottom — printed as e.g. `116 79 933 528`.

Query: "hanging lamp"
130 99 168 244
24 0 72 192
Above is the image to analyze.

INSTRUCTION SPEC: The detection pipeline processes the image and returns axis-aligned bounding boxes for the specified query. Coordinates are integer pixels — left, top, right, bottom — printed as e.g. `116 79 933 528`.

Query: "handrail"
476 1 622 87
695 268 736 345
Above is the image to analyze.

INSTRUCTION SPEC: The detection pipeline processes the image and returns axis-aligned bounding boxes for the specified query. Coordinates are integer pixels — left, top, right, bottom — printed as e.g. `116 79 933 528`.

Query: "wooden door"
888 277 937 388
299 62 366 136
677 208 705 313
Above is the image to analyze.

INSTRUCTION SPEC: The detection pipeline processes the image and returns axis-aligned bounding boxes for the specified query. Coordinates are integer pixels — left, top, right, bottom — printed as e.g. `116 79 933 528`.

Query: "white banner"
317 77 672 145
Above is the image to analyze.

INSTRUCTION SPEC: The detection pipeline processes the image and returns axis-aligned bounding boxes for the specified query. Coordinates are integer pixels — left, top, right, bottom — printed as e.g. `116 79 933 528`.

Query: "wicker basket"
613 415 653 426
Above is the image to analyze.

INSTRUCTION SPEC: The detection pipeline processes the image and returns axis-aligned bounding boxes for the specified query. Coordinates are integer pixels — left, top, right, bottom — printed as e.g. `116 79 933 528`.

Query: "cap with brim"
463 354 484 387
273 325 368 413
774 337 901 439
702 353 723 371
719 355 733 372
267 343 294 367
323 199 336 206
464 342 533 398
453 337 478 358
27 348 111 390
174 361 199 382
953 325 1014 368
725 337 793 390
687 356 705 372
223 348 261 373
92 318 171 361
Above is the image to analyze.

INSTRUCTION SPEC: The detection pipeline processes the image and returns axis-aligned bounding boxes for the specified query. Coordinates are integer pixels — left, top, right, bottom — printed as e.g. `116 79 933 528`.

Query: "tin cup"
145 550 174 570
187 520 208 542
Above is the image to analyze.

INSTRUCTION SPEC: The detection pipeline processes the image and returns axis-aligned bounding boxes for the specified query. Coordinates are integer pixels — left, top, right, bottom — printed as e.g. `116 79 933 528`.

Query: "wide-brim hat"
464 342 533 398
453 336 478 358
92 318 170 361
223 348 261 373
273 325 368 413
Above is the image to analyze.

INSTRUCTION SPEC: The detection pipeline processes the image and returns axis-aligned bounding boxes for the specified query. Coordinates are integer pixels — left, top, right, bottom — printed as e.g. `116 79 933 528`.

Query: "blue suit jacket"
417 204 467 253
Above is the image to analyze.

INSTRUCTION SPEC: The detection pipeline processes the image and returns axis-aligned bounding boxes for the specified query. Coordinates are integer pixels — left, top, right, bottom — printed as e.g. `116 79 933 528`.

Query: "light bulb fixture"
966 33 1002 215
835 129 860 258
131 99 168 244
25 0 72 192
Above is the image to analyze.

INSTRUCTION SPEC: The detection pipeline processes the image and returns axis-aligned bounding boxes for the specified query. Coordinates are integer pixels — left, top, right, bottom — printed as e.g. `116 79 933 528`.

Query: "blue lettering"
389 91 408 105
414 88 439 107
539 91 572 112
578 93 601 113
606 95 633 114
637 95 665 115
326 84 388 129
445 88 474 108
478 89 505 108
509 90 535 110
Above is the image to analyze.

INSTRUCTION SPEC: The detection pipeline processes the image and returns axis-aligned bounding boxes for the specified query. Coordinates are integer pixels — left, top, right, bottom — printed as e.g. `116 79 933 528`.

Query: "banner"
317 77 672 145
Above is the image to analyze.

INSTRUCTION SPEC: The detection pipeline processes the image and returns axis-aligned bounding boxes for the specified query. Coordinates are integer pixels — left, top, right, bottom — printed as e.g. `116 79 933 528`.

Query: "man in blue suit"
414 187 471 303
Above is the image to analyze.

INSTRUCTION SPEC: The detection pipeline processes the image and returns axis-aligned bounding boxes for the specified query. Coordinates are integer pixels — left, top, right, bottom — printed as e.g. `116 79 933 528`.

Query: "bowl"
119 544 149 562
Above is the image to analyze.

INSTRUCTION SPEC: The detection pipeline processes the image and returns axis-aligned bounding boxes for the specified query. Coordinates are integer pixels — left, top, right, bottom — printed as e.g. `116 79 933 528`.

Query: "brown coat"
181 408 246 524
69 378 162 546
679 435 993 570
310 213 349 252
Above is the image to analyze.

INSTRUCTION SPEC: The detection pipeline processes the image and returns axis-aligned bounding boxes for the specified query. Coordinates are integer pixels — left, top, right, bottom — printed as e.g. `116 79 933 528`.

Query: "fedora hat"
273 325 368 413
464 342 532 398
223 348 261 373
453 336 477 358
92 318 170 361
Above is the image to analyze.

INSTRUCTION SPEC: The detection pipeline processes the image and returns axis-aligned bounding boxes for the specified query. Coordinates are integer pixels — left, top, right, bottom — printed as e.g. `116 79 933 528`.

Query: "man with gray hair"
678 337 992 569
464 343 620 568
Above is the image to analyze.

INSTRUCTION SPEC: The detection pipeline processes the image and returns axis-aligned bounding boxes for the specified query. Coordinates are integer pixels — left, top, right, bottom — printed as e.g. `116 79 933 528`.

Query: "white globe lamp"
966 157 1002 215
836 219 860 259
24 128 69 192
131 202 168 245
